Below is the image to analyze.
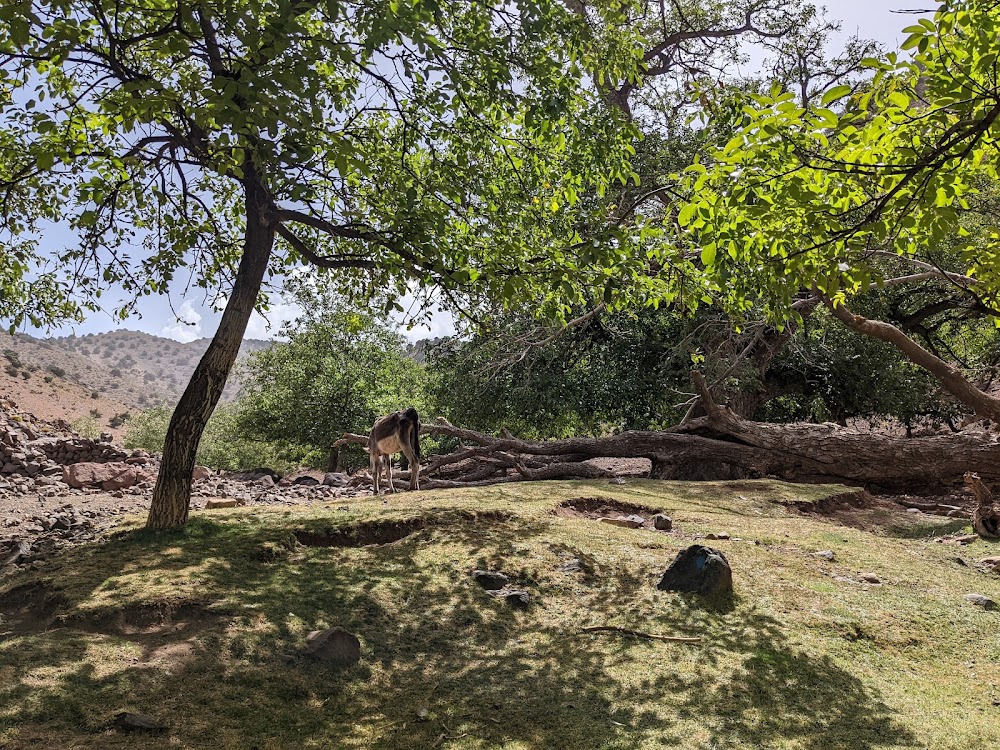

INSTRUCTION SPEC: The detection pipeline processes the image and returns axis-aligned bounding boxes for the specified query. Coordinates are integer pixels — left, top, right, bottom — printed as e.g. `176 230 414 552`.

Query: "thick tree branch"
825 296 1000 422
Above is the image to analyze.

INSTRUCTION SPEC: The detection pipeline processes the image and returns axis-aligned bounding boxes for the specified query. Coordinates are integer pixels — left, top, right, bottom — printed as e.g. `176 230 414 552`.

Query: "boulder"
192 465 213 481
657 545 733 597
965 593 997 610
303 627 362 666
652 514 673 531
62 462 153 491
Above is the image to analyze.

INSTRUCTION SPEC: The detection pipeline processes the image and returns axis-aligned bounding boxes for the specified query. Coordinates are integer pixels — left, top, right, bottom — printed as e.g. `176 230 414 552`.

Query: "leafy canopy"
673 0 1000 321
0 0 645 330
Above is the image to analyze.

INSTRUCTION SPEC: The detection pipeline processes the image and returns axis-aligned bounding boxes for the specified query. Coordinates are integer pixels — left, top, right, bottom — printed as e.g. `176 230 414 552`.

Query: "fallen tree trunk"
335 403 1000 493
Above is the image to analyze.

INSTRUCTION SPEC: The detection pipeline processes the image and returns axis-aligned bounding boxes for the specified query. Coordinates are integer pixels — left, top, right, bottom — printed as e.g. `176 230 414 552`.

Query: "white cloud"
244 300 302 340
160 300 203 343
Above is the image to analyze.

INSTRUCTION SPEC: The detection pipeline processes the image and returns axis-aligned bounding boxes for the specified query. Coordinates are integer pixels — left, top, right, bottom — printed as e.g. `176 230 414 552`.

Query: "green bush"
71 415 101 439
123 405 301 473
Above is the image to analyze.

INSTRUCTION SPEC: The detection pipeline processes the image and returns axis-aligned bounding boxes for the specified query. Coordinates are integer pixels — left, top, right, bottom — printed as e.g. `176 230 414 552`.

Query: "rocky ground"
0 468 377 578
0 398 983 582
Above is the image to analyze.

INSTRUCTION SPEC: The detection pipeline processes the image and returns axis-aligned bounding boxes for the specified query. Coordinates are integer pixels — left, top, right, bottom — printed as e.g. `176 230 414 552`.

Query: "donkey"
368 407 421 494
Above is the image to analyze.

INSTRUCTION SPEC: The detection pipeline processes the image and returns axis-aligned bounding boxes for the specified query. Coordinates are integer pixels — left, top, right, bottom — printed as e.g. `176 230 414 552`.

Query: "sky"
20 0 932 345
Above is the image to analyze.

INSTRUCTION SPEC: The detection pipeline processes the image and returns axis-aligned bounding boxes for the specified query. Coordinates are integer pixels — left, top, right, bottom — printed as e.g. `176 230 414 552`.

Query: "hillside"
1 479 996 749
0 331 269 436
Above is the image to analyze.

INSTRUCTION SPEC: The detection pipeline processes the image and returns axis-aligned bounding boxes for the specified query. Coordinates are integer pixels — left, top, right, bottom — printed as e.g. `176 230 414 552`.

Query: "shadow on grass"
0 510 916 750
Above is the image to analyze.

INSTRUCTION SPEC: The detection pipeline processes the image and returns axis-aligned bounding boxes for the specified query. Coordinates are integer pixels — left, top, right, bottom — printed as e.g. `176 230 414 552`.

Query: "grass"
2 478 1000 749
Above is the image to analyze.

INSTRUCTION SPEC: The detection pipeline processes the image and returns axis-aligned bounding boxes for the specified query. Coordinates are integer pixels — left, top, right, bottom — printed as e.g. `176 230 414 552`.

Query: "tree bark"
825 297 1000 422
146 170 276 529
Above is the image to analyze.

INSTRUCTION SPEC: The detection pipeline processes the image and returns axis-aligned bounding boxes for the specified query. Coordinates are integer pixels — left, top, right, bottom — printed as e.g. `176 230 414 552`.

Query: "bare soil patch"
294 518 427 547
554 496 663 522
56 600 218 637
0 580 69 634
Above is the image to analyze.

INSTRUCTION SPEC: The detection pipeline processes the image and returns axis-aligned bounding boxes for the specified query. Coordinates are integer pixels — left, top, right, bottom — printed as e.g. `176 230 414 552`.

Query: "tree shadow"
0 509 917 749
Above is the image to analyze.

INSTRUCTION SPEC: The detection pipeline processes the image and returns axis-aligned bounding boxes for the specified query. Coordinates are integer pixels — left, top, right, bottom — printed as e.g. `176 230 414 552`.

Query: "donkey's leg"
370 451 380 495
385 455 395 493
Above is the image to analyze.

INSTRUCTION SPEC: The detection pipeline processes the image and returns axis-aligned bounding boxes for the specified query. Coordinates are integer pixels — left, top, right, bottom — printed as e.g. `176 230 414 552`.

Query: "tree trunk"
146 172 276 530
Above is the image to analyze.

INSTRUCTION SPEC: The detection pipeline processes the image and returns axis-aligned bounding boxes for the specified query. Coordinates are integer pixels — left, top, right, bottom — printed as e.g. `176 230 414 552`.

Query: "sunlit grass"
1 479 997 749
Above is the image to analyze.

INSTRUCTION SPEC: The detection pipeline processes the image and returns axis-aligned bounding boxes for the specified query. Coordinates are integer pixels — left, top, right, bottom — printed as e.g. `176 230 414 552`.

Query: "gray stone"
488 588 531 607
965 594 997 610
110 712 167 735
657 545 733 597
471 570 510 590
323 472 349 487
559 558 583 573
652 514 673 531
858 573 881 585
598 514 645 529
813 550 835 561
304 627 361 666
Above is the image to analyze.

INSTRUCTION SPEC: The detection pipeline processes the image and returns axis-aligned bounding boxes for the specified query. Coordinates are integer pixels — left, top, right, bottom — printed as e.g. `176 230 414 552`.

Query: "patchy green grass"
2 479 999 749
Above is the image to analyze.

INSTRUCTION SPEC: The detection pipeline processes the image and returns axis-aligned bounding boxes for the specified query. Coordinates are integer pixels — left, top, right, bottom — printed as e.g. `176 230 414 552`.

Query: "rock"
652 514 673 531
303 627 361 666
598 514 645 529
205 499 244 509
61 461 152 491
858 573 882 584
3 540 31 566
979 557 1000 570
323 472 349 487
559 558 583 573
705 532 730 541
955 534 978 545
657 545 733 597
471 570 510 590
110 712 168 734
488 588 531 607
255 475 276 487
192 465 213 481
965 594 997 610
813 550 835 561
905 507 923 514
608 478 626 486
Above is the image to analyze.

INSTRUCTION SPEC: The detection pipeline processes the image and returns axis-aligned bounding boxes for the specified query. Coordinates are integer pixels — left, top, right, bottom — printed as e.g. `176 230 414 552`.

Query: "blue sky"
22 0 929 344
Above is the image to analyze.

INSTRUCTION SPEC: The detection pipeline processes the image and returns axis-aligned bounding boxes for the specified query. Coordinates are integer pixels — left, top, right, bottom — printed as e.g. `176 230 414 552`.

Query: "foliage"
0 0 645 331
674 1 1000 322
70 414 100 439
430 307 701 436
124 405 298 472
235 288 430 468
759 304 964 428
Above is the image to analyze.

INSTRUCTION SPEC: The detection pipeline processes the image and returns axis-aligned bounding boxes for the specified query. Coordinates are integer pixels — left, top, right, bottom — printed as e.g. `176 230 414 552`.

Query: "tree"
1 0 643 527
675 0 1000 420
236 289 428 466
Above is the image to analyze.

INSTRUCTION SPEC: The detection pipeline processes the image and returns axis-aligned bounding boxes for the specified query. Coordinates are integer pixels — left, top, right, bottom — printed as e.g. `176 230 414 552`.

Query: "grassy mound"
1 479 998 749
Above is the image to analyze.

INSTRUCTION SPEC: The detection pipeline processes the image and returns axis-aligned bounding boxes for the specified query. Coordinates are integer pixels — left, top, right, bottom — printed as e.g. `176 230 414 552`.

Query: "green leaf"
821 85 852 106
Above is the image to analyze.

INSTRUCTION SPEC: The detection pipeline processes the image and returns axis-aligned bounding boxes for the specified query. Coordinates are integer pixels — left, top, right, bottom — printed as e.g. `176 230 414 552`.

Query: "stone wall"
1 399 130 476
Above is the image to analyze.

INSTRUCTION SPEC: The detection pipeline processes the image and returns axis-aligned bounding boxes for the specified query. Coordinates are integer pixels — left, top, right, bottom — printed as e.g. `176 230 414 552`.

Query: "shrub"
71 415 101 439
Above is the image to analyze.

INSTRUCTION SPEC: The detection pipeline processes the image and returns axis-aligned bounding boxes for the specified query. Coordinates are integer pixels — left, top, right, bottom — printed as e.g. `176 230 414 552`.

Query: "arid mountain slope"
0 331 269 436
